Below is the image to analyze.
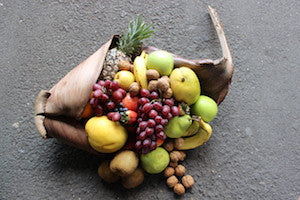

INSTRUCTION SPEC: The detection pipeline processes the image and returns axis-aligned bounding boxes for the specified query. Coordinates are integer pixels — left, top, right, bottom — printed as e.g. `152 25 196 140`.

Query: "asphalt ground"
1 1 299 199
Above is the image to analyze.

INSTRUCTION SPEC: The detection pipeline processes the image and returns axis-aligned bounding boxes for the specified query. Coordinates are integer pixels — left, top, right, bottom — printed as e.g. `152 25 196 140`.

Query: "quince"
85 116 127 153
170 67 200 105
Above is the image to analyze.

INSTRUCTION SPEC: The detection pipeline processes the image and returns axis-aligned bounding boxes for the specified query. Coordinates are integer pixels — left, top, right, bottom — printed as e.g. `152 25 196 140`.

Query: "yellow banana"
182 120 200 137
177 119 212 150
133 52 148 89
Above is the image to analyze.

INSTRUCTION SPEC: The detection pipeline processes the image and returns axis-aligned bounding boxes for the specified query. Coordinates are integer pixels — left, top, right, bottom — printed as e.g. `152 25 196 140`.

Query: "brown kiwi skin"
110 150 139 177
122 168 144 189
98 160 120 183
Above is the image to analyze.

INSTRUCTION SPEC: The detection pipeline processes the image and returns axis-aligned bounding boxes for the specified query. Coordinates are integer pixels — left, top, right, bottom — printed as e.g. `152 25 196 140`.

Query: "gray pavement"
1 0 299 199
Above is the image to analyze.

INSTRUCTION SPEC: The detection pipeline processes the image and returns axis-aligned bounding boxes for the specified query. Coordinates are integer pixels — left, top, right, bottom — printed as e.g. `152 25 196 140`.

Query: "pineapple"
100 16 155 80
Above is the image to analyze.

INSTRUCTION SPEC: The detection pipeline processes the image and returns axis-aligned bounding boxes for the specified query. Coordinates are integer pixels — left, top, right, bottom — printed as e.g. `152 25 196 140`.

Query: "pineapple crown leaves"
117 15 155 56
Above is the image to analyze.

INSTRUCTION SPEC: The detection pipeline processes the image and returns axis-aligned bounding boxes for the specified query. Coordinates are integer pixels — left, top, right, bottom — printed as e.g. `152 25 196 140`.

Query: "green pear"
140 147 170 174
170 67 200 105
164 115 192 138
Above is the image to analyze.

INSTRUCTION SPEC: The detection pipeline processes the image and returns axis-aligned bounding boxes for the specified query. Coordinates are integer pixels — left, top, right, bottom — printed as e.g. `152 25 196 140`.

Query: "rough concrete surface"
1 0 299 199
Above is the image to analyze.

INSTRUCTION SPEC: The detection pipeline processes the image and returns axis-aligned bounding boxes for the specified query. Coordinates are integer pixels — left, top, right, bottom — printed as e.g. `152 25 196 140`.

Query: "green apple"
140 147 170 174
192 95 218 122
164 115 192 138
146 50 174 76
170 67 200 105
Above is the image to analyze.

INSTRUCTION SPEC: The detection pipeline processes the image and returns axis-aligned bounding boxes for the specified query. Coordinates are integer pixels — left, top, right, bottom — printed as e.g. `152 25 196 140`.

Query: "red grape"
155 125 164 132
139 131 147 140
156 131 166 140
164 98 174 106
142 103 153 113
161 119 168 126
137 118 142 123
93 83 102 90
139 121 148 130
145 127 154 136
95 105 103 116
117 88 126 97
171 106 180 116
150 134 156 141
147 119 156 127
136 127 141 134
153 102 163 111
89 97 95 106
104 80 111 89
140 89 150 98
97 80 105 86
135 140 142 150
150 141 157 150
93 89 102 99
112 112 121 121
100 94 109 102
140 113 148 120
150 91 159 99
143 138 151 147
154 115 162 124
138 97 150 106
106 101 115 109
162 105 171 116
112 90 123 101
107 112 114 120
166 113 173 120
148 110 158 118
110 81 119 91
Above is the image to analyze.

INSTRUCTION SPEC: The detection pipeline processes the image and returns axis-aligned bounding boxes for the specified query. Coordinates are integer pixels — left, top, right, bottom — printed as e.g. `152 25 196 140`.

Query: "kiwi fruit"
122 168 144 189
110 150 139 177
97 160 120 183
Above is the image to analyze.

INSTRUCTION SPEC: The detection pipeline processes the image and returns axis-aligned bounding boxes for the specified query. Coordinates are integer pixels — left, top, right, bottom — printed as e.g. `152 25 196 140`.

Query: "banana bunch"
133 51 148 89
177 118 212 150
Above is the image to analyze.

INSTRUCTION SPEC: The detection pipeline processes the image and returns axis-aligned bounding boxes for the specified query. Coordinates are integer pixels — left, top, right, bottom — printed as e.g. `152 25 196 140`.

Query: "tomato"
122 93 139 112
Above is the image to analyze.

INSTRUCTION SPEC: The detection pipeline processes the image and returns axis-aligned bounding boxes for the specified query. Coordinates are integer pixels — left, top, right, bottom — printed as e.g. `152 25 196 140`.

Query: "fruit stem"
191 115 201 122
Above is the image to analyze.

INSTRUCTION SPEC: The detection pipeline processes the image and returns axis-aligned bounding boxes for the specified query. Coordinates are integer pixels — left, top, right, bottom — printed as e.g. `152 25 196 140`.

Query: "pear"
170 67 200 105
164 115 192 138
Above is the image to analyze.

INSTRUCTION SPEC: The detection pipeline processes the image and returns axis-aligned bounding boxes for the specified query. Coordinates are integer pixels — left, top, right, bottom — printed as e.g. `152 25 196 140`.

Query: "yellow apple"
114 70 135 90
85 116 127 153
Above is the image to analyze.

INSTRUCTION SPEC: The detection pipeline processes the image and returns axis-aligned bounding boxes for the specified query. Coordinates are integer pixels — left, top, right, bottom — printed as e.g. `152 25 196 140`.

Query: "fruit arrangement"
34 6 233 195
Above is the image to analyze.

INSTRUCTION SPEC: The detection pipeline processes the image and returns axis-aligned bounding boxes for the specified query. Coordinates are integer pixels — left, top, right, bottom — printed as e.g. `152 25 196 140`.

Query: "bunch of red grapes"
135 89 180 154
90 80 126 119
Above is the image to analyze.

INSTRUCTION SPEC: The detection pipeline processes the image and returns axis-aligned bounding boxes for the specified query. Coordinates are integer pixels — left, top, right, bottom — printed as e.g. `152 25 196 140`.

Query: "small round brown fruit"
110 150 139 177
164 167 175 177
163 141 174 152
174 183 185 195
166 175 179 188
97 160 120 183
146 69 160 80
182 175 195 188
175 165 186 177
121 168 144 189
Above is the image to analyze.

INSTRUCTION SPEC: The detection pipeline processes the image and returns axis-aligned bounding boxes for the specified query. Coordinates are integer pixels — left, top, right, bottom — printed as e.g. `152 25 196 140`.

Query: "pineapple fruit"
100 16 154 80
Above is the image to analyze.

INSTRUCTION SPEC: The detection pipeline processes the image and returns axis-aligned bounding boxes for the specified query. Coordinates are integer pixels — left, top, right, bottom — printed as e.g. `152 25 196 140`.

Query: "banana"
177 119 212 150
182 120 200 137
133 52 148 89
